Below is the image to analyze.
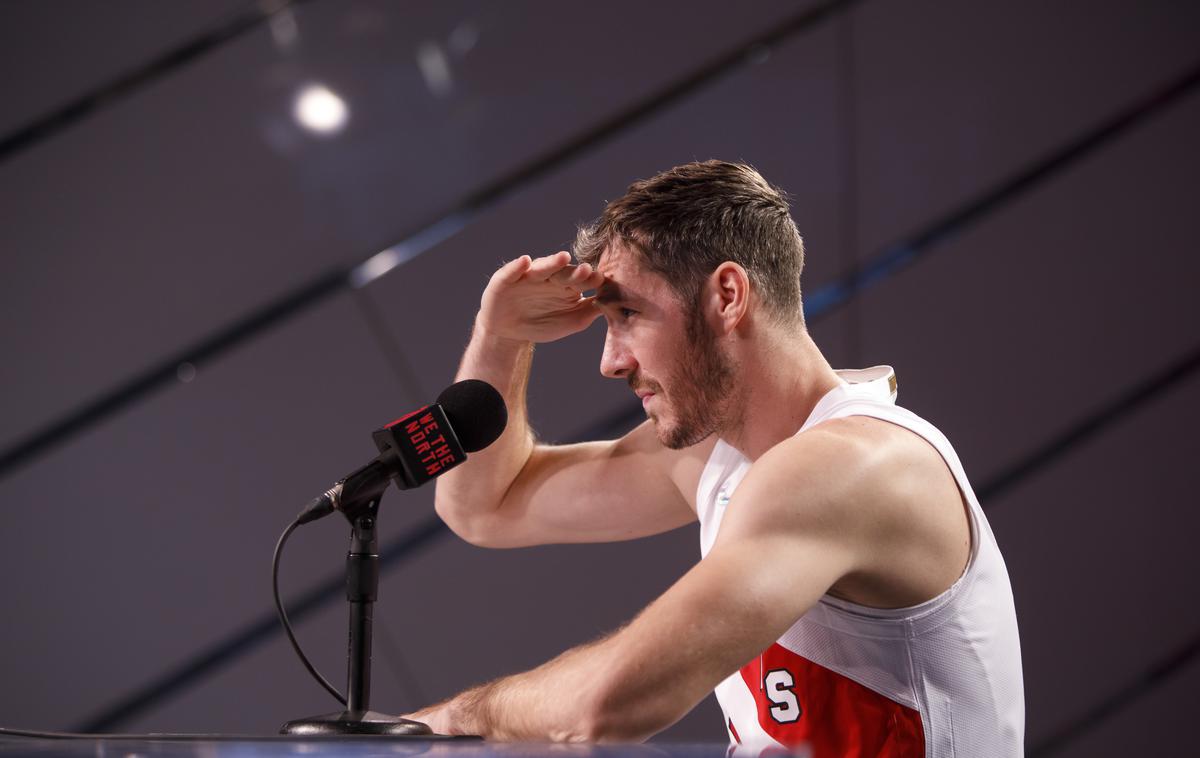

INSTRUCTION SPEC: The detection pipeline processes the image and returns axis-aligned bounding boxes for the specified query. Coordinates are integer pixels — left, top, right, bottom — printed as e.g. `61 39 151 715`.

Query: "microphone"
296 379 506 524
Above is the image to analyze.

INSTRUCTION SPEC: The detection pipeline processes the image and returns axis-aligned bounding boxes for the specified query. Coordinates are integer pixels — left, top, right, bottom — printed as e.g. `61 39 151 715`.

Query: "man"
407 161 1024 755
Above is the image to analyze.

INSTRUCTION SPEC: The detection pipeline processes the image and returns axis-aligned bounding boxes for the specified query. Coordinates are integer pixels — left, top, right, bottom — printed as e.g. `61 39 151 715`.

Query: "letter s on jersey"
764 668 801 723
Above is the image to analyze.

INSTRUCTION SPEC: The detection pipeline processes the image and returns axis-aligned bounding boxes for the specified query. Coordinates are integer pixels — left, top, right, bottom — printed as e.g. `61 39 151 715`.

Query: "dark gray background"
1 1 1197 753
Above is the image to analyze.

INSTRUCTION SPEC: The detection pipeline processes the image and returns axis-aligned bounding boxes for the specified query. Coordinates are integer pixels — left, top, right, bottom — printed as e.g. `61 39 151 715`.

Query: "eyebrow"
593 280 626 305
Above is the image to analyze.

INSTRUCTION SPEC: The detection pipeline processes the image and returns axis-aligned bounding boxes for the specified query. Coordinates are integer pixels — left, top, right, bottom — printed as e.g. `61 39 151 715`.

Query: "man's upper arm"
583 435 869 738
455 420 709 548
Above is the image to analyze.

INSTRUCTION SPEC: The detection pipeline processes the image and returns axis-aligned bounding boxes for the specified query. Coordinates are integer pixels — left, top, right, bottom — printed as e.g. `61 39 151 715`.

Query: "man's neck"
719 327 841 462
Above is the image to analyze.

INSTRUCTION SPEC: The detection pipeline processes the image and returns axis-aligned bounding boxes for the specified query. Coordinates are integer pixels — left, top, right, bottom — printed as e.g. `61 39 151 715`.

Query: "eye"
619 307 638 319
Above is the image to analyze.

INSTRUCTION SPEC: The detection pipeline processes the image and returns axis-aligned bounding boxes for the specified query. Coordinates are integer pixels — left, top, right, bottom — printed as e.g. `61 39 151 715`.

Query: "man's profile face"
594 245 736 449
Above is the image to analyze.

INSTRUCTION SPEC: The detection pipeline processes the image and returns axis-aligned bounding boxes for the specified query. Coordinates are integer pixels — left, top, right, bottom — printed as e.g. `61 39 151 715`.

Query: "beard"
635 306 737 450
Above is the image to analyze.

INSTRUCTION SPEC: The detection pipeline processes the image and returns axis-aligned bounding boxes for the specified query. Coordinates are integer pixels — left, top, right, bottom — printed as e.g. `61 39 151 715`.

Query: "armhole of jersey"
697 438 744 557
814 402 984 623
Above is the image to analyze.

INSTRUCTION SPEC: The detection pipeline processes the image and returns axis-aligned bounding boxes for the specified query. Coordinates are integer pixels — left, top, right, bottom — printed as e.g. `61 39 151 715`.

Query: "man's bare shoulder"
724 419 906 535
729 415 971 607
760 415 954 506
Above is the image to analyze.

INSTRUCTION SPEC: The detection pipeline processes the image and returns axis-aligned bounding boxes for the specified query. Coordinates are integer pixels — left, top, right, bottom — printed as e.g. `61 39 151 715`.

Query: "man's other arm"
435 251 704 548
408 428 890 740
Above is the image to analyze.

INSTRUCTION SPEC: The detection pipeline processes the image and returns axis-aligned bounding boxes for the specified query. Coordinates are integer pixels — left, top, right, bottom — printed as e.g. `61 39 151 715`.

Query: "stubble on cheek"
659 327 737 450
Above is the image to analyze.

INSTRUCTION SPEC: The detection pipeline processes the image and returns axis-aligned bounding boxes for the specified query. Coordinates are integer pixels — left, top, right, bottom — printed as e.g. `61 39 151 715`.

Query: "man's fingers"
581 266 606 291
525 250 572 279
548 263 590 288
568 296 604 327
565 262 596 287
494 254 533 284
499 252 597 290
550 262 609 294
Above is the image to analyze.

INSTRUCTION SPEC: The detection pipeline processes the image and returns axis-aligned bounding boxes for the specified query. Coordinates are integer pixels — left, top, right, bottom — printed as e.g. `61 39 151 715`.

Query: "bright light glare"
350 248 408 289
293 84 348 135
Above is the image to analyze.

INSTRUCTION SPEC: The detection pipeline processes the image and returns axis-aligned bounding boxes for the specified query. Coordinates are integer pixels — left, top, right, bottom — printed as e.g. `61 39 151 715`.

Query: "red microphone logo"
375 404 467 488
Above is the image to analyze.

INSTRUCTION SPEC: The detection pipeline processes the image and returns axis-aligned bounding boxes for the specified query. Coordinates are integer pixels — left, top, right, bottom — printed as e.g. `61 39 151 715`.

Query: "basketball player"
406 161 1024 755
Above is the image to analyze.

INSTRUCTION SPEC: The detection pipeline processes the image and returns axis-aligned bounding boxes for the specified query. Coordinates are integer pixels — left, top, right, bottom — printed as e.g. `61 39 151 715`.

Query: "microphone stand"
281 497 431 736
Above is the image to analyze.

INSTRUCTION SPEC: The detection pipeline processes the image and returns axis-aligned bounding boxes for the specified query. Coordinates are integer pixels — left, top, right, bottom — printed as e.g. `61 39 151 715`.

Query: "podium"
0 730 732 757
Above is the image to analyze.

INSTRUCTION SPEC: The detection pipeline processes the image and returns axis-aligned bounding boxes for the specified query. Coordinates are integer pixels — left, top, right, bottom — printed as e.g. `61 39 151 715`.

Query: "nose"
600 327 636 379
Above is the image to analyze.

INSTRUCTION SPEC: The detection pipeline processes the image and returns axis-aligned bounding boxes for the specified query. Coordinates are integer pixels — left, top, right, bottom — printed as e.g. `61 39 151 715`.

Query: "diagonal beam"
0 0 312 165
0 0 859 481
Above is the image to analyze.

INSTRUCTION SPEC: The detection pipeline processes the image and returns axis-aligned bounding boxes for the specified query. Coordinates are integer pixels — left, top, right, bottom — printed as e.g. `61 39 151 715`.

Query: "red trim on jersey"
728 718 742 745
736 643 925 757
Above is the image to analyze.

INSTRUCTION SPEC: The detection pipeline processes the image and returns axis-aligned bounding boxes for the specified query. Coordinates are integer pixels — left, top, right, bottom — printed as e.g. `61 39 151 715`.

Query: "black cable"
45 26 1200 743
74 515 445 733
73 337 1200 733
271 517 345 706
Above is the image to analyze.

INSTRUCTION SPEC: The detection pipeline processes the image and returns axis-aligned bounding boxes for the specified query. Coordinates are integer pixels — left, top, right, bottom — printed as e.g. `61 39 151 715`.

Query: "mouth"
631 386 656 409
630 375 660 409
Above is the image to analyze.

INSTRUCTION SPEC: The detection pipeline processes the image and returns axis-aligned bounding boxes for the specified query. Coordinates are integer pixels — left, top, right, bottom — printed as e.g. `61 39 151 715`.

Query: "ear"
702 262 750 336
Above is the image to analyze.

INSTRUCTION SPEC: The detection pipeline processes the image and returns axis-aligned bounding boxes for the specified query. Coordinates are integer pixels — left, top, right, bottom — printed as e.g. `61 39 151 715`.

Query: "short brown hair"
574 160 805 324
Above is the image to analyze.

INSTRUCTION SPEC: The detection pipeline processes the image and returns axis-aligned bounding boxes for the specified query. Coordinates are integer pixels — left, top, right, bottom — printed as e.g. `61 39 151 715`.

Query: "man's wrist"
471 317 534 351
446 682 492 737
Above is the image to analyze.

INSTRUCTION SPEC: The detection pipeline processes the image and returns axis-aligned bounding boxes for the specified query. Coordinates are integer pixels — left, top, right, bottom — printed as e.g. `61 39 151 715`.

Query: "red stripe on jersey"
737 643 925 757
728 718 741 745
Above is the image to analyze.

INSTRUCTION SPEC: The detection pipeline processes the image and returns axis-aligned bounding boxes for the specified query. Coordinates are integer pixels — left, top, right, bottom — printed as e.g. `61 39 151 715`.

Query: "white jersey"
697 367 1024 757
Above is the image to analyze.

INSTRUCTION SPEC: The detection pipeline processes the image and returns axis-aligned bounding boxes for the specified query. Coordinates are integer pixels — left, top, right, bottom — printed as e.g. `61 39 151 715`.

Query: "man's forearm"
412 633 627 742
433 252 605 543
434 321 537 539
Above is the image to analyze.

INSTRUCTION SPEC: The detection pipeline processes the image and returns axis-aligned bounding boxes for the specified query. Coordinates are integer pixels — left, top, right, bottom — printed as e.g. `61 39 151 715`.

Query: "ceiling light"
293 84 348 135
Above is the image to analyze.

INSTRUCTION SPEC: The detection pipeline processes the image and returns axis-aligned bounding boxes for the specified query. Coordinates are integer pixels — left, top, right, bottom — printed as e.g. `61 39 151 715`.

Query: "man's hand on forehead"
531 250 605 293
476 251 606 344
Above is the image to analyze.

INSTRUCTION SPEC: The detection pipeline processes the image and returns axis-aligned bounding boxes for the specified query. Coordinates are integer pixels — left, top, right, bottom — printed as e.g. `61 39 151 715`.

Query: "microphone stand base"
280 710 435 737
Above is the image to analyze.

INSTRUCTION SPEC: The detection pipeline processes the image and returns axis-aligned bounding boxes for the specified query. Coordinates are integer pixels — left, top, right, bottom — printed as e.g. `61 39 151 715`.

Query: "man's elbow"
574 683 682 743
433 488 523 548
433 495 496 547
575 713 654 743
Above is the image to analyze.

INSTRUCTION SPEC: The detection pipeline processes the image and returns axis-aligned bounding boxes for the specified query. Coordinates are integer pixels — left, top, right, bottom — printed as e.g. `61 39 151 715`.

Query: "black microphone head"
436 379 507 453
